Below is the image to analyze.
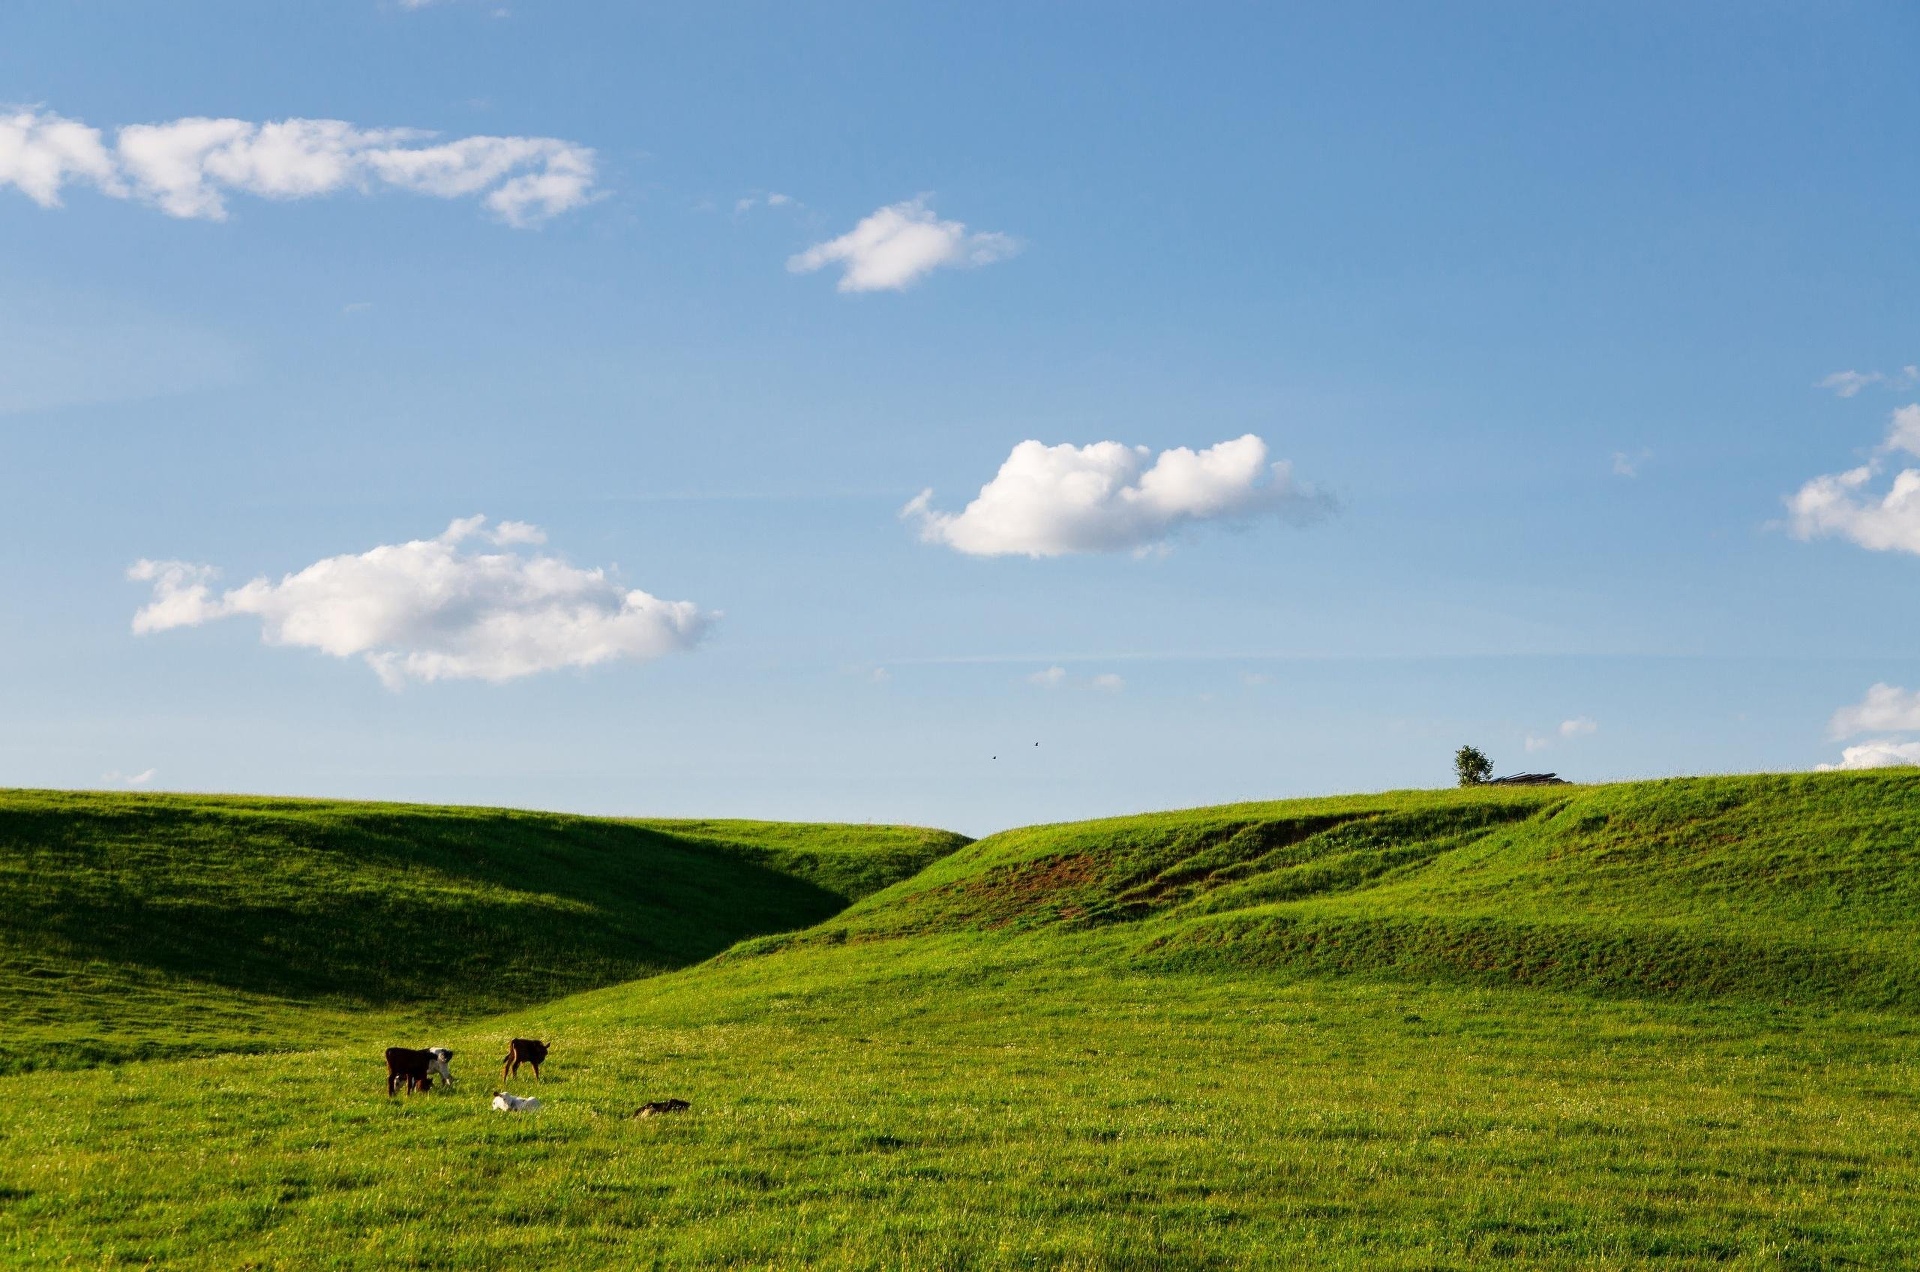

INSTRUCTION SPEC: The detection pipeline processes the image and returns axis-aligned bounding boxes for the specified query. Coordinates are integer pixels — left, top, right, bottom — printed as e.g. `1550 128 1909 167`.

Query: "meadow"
5 775 1920 1267
0 790 963 1072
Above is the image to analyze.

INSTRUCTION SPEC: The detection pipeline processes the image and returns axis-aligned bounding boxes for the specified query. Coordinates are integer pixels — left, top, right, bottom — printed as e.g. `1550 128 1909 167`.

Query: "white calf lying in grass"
492 1091 541 1112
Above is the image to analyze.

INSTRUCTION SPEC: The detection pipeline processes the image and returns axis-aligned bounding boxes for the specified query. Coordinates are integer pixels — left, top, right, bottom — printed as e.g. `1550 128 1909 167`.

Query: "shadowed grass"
0 789 966 1072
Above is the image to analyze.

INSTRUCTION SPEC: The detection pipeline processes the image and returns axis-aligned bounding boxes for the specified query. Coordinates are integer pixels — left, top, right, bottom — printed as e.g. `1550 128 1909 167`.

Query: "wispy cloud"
788 196 1016 292
1027 665 1123 691
129 516 710 688
1 106 595 227
736 191 795 214
1611 449 1650 478
1525 716 1597 753
101 768 157 787
1818 367 1919 398
906 434 1332 558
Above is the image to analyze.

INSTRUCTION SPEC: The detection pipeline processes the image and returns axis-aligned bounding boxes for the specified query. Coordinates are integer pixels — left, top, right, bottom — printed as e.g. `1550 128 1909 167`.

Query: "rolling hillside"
9 774 1920 1266
759 772 1920 1008
0 789 967 1072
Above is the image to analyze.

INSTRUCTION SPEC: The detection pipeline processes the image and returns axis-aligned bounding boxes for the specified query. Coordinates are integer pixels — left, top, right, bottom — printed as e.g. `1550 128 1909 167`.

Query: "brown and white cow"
385 1046 449 1096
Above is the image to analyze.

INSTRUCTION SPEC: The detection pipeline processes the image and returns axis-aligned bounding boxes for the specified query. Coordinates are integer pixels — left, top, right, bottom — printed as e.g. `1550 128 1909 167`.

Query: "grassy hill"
0 789 967 1072
768 772 1920 1008
9 773 1920 1266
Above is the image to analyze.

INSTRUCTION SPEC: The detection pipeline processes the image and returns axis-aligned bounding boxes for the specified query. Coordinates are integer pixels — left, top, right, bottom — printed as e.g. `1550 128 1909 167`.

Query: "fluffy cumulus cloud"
905 434 1331 558
129 517 710 688
1830 683 1920 738
788 197 1016 292
1786 406 1920 553
0 107 594 226
0 108 120 205
1817 740 1920 771
1814 683 1920 770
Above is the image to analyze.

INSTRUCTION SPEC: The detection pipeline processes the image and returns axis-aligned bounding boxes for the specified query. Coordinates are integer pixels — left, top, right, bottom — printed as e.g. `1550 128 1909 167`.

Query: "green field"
0 790 964 1073
5 775 1920 1267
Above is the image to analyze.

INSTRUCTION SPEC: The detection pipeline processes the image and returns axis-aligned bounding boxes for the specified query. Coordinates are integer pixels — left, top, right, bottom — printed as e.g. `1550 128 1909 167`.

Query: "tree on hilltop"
1455 745 1492 787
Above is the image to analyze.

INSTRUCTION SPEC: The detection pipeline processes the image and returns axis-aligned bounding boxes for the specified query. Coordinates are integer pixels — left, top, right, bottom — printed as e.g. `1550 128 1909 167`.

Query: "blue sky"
5 2 1920 834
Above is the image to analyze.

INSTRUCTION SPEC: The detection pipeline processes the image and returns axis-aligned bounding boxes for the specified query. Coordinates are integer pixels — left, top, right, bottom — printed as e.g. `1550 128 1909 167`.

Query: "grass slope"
784 772 1920 1008
7 936 1920 1268
0 789 966 1072
8 773 1920 1266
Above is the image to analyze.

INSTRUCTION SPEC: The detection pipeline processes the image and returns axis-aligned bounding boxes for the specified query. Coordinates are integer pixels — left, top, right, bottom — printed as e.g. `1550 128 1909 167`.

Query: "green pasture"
0 789 963 1072
5 773 1920 1267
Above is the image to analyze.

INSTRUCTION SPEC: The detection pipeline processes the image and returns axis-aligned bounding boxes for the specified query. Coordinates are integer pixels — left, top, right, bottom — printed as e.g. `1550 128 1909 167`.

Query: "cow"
492 1091 541 1112
426 1047 455 1088
502 1038 549 1081
385 1046 441 1096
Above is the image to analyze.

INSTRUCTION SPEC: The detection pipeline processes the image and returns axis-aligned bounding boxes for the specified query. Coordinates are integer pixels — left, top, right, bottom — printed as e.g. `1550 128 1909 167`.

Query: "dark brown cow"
502 1038 549 1081
385 1046 440 1096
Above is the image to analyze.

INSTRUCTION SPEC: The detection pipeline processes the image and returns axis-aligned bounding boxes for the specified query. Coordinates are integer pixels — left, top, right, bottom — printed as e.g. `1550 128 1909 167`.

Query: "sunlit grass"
7 936 1920 1268
9 773 1920 1265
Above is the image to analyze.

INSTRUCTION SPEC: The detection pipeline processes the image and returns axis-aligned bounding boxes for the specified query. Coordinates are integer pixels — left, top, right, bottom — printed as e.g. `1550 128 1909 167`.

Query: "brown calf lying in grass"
502 1038 548 1080
632 1099 690 1117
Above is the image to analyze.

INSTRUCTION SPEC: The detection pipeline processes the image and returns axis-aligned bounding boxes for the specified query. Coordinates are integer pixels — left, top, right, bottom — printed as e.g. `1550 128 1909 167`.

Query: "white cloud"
1092 673 1125 692
1786 406 1920 553
736 191 796 214
1817 739 1920 771
101 768 157 787
1819 367 1919 398
1027 666 1067 688
1611 449 1650 478
0 108 121 206
1885 404 1920 457
1524 717 1597 753
1821 370 1882 398
905 434 1332 558
129 517 710 688
787 196 1016 292
0 106 595 226
1829 683 1920 738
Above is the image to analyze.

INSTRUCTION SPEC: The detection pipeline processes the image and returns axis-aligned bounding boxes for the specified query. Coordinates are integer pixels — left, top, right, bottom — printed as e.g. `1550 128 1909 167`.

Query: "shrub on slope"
0 789 965 1071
